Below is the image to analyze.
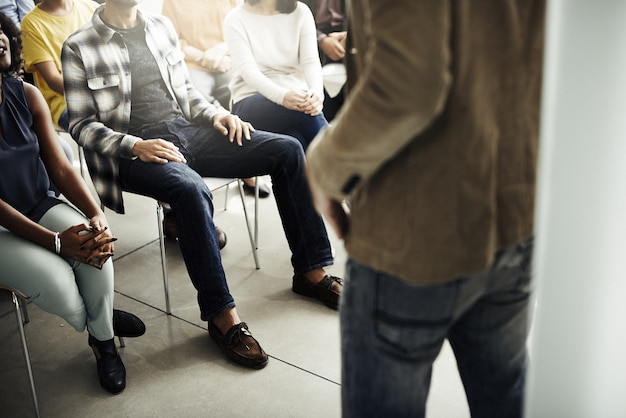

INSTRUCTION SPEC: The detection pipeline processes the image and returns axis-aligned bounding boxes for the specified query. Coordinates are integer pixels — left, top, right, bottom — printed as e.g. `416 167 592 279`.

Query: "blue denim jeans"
232 93 328 150
119 118 333 321
341 238 534 418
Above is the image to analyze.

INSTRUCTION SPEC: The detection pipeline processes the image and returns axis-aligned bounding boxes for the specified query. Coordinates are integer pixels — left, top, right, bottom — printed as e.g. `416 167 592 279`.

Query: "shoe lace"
226 322 252 351
325 275 344 290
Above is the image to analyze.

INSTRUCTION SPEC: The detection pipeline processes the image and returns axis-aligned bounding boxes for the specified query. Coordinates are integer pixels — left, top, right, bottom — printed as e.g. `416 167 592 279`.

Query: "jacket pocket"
165 49 186 88
87 74 121 113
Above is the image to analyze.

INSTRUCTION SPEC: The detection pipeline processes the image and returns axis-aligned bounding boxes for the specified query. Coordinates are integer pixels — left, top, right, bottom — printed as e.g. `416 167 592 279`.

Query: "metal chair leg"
223 181 230 210
11 292 40 418
254 177 259 249
237 179 260 269
156 203 172 315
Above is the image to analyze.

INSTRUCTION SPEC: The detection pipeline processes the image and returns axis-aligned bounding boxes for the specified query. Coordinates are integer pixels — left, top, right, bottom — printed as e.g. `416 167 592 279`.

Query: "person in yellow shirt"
21 0 99 130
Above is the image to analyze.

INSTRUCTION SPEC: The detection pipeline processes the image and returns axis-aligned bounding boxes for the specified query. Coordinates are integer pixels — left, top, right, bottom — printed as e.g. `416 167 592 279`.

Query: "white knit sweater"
223 2 323 106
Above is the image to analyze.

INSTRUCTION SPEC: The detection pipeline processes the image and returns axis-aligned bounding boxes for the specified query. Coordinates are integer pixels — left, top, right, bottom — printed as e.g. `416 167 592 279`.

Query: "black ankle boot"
113 309 146 338
88 335 126 394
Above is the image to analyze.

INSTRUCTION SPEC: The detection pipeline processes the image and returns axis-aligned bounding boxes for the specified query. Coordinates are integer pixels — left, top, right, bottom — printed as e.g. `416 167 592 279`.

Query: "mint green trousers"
0 203 114 341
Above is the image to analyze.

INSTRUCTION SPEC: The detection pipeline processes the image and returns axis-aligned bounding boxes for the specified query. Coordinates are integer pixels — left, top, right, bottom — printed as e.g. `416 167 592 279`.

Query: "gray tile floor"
1 137 470 417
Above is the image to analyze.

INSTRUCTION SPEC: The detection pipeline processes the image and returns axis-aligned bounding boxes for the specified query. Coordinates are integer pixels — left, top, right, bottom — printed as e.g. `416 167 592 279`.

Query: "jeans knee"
171 176 213 209
275 134 306 164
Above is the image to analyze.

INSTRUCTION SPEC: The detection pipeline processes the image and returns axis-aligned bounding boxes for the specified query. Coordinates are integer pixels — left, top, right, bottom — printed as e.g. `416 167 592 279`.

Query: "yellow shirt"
162 0 240 72
21 0 99 125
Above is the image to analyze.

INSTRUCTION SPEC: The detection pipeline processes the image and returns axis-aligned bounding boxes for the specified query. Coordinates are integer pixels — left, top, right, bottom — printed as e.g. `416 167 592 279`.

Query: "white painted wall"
525 1 626 416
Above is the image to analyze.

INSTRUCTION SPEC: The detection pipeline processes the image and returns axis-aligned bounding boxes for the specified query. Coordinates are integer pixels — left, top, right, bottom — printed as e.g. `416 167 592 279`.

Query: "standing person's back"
21 0 98 129
307 1 546 417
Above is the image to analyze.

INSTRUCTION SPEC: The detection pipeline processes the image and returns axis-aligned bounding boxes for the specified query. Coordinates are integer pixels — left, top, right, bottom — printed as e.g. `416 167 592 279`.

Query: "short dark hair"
245 0 297 14
0 12 23 77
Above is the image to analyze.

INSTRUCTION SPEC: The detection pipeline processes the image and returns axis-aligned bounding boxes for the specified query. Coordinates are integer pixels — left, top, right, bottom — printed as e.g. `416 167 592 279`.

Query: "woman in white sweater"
224 0 327 149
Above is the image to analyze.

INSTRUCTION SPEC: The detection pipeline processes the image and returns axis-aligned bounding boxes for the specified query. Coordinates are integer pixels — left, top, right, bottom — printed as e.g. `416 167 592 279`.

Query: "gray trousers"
0 203 114 340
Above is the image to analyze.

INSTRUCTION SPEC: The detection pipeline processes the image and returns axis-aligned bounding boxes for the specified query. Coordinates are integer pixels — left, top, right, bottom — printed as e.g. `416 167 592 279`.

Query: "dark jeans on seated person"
118 117 334 320
232 93 328 150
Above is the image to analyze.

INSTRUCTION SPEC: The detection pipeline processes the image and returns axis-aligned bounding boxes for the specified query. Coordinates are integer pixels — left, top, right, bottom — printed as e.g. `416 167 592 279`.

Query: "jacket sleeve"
306 0 453 200
61 39 140 160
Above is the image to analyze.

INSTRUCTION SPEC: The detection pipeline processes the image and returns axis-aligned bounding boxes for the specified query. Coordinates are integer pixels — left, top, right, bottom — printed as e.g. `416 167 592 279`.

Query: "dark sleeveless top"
0 77 62 222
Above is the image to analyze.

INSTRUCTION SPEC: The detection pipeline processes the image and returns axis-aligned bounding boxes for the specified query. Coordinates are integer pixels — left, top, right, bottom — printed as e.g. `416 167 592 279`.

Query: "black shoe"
113 310 146 338
162 211 227 250
88 335 126 394
242 181 271 198
292 274 343 310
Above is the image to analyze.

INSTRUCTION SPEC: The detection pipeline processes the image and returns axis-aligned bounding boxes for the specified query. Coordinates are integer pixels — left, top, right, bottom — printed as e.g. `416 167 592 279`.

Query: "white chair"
155 177 260 315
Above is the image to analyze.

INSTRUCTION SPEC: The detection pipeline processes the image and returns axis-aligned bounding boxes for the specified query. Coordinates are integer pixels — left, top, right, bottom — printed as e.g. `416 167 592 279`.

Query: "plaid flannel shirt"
61 5 228 213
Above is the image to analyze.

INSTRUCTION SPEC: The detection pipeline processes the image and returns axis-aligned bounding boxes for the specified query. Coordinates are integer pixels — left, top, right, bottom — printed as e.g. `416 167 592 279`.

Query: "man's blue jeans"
233 93 328 150
119 118 333 321
341 238 534 418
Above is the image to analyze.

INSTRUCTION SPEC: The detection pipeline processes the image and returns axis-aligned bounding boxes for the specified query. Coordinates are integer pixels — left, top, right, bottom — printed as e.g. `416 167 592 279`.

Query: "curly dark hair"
0 12 24 78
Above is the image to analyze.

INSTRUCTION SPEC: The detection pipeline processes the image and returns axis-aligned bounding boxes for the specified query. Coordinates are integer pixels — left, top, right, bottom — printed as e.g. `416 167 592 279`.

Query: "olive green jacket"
307 0 546 284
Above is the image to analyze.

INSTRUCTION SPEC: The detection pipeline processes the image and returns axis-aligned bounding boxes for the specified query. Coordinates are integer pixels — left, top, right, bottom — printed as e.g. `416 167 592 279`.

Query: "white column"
526 1 626 416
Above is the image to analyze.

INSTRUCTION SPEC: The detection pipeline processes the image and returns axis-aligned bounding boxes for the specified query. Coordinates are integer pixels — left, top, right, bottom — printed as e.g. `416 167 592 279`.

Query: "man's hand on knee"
132 139 187 164
213 114 255 146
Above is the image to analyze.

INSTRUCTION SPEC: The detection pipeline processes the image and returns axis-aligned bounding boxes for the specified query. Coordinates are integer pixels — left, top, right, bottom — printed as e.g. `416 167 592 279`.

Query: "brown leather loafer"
208 321 268 369
292 274 343 310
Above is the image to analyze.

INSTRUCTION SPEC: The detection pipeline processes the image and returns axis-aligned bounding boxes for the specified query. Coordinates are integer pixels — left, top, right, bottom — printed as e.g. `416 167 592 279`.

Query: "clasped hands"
283 90 324 116
320 31 347 61
59 216 116 269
